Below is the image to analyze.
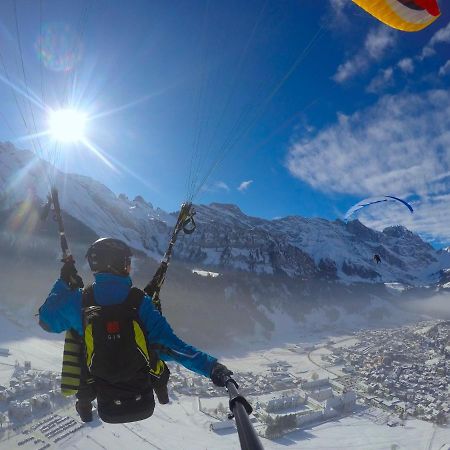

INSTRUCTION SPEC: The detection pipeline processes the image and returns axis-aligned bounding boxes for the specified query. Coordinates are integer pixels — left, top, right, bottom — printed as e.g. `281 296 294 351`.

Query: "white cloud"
287 89 450 196
333 27 396 83
367 67 394 93
286 89 450 241
215 181 230 192
420 21 450 59
428 21 450 47
327 0 351 29
365 27 395 60
329 0 347 14
238 180 253 192
332 55 367 84
354 194 450 245
438 60 450 77
397 57 414 74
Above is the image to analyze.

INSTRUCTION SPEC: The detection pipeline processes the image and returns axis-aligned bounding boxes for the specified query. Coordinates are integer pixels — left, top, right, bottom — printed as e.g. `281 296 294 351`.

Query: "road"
307 336 356 377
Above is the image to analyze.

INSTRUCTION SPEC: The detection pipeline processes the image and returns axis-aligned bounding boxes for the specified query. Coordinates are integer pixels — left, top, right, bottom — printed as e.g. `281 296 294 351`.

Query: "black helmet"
86 238 132 274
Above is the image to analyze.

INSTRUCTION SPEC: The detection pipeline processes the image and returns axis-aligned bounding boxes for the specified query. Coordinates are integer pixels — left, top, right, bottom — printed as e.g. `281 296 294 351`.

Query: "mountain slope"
0 143 443 287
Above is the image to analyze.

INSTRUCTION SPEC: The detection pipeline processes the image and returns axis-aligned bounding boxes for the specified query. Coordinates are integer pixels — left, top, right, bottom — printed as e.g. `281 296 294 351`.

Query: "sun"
48 109 87 143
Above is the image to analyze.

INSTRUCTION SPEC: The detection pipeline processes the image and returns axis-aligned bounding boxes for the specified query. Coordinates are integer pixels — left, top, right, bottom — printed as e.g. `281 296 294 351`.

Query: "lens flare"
49 109 87 143
35 23 82 72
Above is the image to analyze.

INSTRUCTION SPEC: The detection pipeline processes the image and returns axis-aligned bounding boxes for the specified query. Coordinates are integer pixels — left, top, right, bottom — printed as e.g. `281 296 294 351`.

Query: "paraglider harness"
43 189 195 422
81 285 163 423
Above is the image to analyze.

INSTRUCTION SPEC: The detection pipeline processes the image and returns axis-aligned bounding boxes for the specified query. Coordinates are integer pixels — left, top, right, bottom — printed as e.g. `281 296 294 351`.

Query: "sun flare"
48 109 87 143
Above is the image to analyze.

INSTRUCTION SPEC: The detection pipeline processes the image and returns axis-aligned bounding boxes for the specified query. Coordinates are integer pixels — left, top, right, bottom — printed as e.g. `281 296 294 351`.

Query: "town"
0 320 448 446
326 320 449 425
0 361 84 449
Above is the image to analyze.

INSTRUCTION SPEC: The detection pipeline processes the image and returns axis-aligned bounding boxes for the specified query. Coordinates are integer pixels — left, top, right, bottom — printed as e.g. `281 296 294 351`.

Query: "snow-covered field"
0 313 449 450
2 399 448 450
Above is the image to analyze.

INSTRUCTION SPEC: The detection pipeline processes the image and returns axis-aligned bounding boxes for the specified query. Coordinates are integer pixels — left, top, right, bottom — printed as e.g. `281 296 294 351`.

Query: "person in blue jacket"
39 237 232 423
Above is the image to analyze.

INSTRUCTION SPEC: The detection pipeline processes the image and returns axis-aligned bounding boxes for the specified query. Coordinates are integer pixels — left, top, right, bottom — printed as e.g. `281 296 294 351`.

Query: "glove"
210 362 233 387
60 261 84 290
151 361 170 405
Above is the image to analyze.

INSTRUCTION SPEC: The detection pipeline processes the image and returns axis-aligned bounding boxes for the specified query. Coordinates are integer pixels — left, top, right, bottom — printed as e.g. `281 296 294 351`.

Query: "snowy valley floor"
0 313 448 450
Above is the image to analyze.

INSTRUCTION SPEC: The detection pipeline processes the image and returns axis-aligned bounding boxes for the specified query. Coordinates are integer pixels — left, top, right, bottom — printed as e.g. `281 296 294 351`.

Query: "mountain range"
1 143 448 347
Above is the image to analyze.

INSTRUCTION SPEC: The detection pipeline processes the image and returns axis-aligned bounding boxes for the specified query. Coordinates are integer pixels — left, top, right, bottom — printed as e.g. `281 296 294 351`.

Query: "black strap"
82 284 95 308
82 285 145 309
124 287 145 309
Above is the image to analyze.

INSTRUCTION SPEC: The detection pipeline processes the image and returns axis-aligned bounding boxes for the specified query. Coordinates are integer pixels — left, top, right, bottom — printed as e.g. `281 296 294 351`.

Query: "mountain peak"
383 225 413 238
208 203 243 215
133 195 153 209
0 143 442 285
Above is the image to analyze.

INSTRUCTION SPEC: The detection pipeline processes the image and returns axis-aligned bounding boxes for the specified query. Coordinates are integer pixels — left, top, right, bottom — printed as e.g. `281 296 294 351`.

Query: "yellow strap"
61 387 78 396
84 323 94 369
150 359 165 377
133 321 150 362
61 365 81 375
64 341 81 351
63 354 80 364
61 330 81 396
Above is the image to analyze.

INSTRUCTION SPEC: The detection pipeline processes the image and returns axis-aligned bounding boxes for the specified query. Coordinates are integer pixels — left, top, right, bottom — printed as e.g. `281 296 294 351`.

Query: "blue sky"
0 1 449 245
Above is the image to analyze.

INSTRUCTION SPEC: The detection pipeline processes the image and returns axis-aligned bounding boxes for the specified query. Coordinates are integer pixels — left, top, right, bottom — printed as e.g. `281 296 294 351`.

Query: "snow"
1 144 448 285
2 145 450 449
192 269 220 278
384 282 408 292
0 312 449 449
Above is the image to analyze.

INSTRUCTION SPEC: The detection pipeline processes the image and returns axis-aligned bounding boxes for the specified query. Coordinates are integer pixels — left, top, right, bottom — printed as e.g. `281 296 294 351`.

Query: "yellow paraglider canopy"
352 0 441 32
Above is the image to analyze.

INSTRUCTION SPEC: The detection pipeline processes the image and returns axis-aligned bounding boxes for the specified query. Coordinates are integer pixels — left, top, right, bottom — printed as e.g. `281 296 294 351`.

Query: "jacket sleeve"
139 296 217 378
39 279 83 335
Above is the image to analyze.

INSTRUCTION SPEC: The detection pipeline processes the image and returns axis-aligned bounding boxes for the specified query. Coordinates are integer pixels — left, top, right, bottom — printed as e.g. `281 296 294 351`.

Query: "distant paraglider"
352 0 441 32
344 195 414 221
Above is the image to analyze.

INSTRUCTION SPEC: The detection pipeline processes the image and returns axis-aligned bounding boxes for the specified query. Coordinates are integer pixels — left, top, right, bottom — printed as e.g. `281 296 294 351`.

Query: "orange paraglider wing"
352 0 441 31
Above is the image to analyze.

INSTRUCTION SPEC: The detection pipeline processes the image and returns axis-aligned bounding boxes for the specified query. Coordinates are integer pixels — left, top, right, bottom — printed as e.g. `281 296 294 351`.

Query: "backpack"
82 285 159 423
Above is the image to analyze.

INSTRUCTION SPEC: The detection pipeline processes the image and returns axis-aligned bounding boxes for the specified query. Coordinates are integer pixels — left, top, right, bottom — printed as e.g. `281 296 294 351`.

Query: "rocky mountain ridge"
1 143 448 287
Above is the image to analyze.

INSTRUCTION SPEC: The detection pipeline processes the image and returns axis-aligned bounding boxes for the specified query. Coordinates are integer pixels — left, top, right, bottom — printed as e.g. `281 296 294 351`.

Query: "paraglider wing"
344 195 414 221
352 0 441 32
344 197 389 220
384 195 414 213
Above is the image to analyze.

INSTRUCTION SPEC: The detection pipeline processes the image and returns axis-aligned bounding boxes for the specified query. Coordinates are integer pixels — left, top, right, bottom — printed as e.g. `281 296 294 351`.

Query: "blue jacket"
39 273 217 378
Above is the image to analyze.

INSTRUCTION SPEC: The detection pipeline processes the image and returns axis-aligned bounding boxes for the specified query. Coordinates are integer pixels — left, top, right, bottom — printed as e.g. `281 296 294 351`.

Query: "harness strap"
82 284 145 309
82 284 159 374
82 284 95 308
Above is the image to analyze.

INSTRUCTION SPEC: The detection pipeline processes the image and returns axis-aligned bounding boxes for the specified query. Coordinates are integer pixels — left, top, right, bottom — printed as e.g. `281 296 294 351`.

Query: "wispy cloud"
421 21 450 59
367 67 394 94
215 181 230 192
326 0 351 29
200 180 230 194
287 89 450 196
333 27 396 83
353 193 450 245
378 22 450 87
438 60 450 77
286 89 450 241
238 180 253 192
397 58 414 74
333 20 449 97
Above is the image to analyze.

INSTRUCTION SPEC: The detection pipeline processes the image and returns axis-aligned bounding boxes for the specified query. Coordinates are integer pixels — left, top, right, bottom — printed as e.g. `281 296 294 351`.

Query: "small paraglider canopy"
352 0 441 32
345 195 414 221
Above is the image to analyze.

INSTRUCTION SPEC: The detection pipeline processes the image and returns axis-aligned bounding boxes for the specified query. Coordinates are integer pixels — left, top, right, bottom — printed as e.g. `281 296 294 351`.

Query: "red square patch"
106 321 120 334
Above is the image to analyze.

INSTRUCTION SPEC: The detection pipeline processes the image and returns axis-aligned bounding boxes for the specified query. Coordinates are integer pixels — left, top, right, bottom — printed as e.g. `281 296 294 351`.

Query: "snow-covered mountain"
0 143 447 287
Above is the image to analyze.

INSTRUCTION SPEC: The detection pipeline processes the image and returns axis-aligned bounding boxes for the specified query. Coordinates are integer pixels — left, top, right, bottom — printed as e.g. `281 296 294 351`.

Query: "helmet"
86 238 132 274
